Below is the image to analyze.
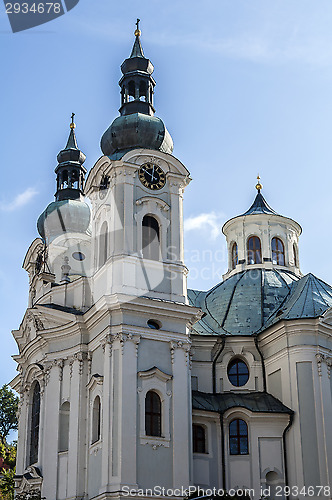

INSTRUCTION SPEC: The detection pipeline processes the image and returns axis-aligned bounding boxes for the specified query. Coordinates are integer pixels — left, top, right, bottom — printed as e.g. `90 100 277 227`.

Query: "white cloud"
1 187 38 212
184 211 224 240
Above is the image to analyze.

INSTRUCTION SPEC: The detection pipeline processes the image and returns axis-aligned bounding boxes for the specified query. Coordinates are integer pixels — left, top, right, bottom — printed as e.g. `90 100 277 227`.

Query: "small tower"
222 176 302 280
54 113 87 201
101 21 173 157
36 116 91 287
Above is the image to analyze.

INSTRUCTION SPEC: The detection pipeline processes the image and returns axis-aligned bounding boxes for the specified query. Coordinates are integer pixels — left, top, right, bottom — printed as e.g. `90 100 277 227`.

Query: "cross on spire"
70 112 75 129
134 18 141 37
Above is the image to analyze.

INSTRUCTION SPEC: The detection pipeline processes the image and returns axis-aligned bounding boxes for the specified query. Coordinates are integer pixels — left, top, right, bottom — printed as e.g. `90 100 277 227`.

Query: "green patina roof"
192 390 293 415
188 269 332 336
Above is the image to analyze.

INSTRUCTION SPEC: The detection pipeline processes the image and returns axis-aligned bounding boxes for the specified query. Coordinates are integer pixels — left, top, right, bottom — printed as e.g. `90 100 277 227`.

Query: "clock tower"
86 21 191 305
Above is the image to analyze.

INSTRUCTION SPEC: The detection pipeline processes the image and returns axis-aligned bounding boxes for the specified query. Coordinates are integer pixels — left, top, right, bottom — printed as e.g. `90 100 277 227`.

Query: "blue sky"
2 0 332 386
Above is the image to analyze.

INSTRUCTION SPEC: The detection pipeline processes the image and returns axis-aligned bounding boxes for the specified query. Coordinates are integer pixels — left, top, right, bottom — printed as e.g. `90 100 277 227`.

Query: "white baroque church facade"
11 24 332 500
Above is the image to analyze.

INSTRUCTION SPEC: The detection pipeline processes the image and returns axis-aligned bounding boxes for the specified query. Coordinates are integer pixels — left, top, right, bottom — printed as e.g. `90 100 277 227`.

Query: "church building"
11 23 332 500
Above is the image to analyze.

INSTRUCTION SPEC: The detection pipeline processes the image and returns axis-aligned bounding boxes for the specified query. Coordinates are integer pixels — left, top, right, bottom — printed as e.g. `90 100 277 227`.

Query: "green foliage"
0 442 16 470
0 469 14 500
0 386 19 445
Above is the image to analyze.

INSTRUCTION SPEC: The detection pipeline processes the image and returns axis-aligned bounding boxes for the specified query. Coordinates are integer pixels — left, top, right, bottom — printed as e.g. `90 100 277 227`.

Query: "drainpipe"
254 335 267 392
282 413 294 499
212 336 226 394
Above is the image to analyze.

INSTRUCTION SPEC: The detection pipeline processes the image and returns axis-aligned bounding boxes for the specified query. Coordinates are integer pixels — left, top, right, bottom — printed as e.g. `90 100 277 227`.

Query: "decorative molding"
316 353 325 376
114 332 141 355
326 357 332 378
138 366 172 383
169 340 191 364
88 352 92 376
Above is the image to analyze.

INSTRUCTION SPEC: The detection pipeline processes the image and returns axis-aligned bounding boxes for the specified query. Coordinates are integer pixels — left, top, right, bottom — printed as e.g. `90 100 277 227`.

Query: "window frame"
247 236 262 265
231 242 238 270
145 390 162 437
91 395 101 444
229 418 249 455
227 358 250 387
142 215 160 261
29 382 41 465
272 237 285 266
193 424 207 454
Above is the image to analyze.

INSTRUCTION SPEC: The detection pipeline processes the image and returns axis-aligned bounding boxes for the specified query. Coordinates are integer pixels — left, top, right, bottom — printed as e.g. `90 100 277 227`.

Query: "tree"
0 386 19 445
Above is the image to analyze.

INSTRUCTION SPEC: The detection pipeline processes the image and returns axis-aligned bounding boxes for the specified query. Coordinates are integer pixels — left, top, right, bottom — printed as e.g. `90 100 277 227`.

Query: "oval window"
227 359 249 387
72 252 85 261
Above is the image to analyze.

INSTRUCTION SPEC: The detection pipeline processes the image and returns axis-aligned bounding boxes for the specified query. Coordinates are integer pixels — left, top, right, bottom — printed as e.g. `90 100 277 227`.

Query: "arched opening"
231 242 238 270
247 236 262 265
59 402 70 452
99 221 109 267
71 170 79 190
229 418 248 455
272 237 285 266
62 170 68 189
92 396 101 444
145 391 161 437
29 382 41 465
128 80 135 101
139 81 147 101
227 358 249 387
193 424 206 453
142 215 160 260
293 243 298 267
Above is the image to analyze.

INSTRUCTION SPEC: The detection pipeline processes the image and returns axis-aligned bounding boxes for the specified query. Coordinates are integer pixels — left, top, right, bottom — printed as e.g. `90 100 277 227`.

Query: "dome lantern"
100 20 174 157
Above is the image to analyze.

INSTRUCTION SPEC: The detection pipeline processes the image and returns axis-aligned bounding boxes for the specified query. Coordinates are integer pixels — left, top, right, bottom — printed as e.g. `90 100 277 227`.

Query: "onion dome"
101 20 174 157
37 199 90 242
37 115 91 242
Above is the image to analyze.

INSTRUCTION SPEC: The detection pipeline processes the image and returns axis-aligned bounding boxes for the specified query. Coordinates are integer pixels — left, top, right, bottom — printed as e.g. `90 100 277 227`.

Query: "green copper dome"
37 199 91 242
101 113 173 157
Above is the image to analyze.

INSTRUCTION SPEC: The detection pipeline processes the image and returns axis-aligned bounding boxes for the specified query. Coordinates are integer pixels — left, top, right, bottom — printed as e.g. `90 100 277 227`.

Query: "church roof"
188 270 332 336
241 191 279 216
192 390 293 415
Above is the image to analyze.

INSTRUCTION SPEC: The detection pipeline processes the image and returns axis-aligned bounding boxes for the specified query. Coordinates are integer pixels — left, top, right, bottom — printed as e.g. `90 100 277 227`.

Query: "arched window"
145 391 161 437
247 236 262 265
92 396 101 444
231 242 238 270
229 419 249 455
29 382 41 465
293 243 298 267
59 402 70 452
193 424 206 453
227 359 249 387
272 237 285 266
99 221 109 267
142 215 160 261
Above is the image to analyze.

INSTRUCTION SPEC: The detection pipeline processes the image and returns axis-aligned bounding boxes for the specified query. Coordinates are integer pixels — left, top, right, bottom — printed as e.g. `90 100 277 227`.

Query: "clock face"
138 163 166 190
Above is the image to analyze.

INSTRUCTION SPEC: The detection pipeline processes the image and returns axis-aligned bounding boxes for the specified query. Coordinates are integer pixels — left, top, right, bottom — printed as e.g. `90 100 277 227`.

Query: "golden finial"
70 112 76 129
134 18 141 37
255 174 262 192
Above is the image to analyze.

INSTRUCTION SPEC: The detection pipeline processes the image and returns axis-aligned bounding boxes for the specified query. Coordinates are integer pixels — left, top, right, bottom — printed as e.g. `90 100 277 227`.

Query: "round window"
227 359 249 387
72 252 86 261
